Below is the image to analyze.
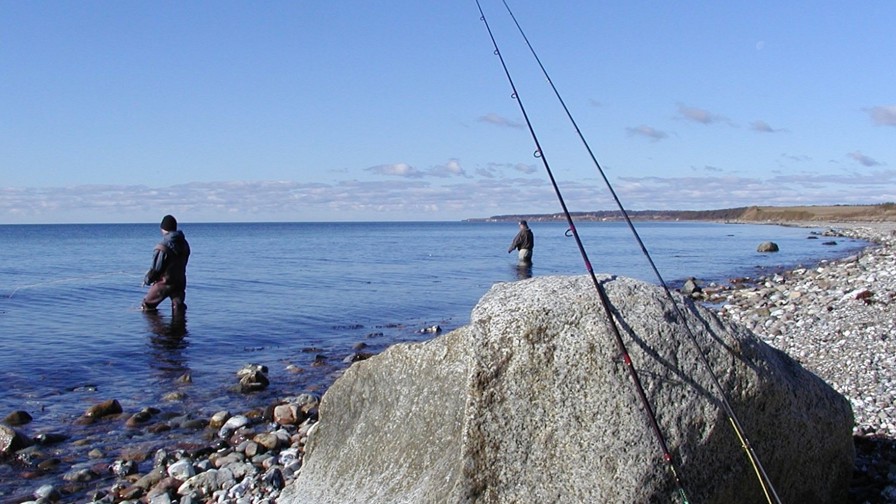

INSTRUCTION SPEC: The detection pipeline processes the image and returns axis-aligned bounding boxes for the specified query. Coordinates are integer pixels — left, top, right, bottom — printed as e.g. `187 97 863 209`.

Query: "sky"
2 1 894 224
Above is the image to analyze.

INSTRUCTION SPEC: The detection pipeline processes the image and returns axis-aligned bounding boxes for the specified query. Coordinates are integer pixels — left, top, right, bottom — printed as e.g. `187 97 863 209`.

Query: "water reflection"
514 263 533 280
144 311 190 379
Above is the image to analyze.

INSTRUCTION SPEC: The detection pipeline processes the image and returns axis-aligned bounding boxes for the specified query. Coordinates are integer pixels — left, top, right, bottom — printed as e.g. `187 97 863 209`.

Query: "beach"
3 220 895 503
712 223 896 438
710 222 896 503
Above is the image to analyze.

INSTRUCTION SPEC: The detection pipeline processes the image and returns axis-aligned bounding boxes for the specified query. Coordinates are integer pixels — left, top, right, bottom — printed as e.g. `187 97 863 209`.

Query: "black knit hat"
160 214 177 231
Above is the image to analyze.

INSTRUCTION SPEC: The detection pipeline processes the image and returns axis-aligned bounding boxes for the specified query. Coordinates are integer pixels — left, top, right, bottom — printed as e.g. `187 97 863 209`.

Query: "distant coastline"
465 203 896 224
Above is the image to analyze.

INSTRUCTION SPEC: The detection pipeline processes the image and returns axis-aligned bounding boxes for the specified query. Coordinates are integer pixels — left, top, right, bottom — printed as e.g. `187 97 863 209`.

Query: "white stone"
167 458 196 480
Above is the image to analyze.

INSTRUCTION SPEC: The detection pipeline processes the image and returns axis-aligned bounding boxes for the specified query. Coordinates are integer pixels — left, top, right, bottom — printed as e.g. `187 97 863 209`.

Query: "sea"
0 221 870 499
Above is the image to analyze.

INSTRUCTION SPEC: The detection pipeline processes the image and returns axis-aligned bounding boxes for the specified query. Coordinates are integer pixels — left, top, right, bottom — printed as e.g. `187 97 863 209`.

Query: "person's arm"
508 232 521 253
143 247 168 286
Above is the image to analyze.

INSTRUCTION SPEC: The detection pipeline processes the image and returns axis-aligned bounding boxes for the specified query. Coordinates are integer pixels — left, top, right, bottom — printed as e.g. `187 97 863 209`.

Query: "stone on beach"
177 467 236 499
1 424 32 456
281 274 854 504
271 393 321 426
681 276 703 298
209 410 231 429
716 225 896 438
166 457 196 480
273 404 305 426
218 414 251 439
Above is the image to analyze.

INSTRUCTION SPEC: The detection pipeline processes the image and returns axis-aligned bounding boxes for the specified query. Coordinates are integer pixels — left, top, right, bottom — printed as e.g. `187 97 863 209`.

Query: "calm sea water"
0 221 868 498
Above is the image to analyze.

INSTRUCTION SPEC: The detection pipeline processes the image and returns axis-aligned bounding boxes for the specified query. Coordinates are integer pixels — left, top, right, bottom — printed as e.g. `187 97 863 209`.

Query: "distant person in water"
507 220 534 265
142 214 190 315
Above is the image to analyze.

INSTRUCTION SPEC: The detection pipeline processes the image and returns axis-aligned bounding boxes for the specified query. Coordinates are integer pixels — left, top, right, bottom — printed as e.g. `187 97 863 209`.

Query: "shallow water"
0 221 869 499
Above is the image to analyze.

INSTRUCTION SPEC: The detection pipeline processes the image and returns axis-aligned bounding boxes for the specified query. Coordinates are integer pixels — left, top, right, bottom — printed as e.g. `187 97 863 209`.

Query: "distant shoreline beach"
465 203 896 225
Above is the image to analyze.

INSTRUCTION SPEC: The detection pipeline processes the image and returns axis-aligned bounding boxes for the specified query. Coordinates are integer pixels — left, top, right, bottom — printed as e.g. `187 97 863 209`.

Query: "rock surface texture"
281 275 854 504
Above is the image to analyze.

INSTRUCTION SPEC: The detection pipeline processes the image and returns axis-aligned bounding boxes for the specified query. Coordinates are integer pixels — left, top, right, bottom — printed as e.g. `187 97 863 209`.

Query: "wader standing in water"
142 214 190 316
507 220 534 265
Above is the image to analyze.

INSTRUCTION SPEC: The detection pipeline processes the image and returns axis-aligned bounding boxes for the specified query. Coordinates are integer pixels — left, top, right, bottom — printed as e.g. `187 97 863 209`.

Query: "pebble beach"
711 223 896 439
2 221 895 503
709 222 896 504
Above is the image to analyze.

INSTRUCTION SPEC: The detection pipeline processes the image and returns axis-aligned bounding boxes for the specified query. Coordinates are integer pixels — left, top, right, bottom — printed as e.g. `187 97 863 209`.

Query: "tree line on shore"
466 203 896 224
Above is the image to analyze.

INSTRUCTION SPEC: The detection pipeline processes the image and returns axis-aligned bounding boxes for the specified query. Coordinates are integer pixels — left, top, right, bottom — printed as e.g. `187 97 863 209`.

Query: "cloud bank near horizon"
3 165 894 224
5 101 892 224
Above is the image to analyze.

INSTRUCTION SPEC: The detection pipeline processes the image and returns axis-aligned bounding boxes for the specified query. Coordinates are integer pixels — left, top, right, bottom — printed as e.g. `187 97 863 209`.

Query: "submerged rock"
282 275 854 504
33 484 61 501
3 410 32 426
33 432 68 445
78 399 123 423
126 407 159 428
237 364 270 393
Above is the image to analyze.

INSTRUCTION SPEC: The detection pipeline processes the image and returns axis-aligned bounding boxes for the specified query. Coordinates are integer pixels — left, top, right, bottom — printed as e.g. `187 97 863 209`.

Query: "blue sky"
2 1 894 224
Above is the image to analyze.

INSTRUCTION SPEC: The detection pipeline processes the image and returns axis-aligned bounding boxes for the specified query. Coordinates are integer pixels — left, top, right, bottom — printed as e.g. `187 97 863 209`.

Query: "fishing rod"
474 2 690 502
494 1 783 503
6 271 141 299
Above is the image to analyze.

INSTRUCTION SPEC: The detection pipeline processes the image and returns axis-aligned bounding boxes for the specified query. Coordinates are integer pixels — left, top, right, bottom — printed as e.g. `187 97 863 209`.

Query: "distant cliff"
465 204 896 224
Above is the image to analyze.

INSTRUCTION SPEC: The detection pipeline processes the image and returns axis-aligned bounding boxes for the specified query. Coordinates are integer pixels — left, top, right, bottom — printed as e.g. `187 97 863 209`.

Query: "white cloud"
626 125 668 141
781 153 811 162
513 163 538 174
848 151 882 167
366 163 426 178
483 161 537 176
478 113 524 129
429 159 469 178
750 120 785 133
476 167 498 178
366 159 470 179
4 168 895 224
613 170 896 209
867 105 896 126
677 105 729 125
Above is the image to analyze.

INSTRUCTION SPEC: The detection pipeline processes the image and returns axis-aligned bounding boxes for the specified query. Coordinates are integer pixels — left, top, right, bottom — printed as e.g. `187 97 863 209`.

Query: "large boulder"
280 275 854 504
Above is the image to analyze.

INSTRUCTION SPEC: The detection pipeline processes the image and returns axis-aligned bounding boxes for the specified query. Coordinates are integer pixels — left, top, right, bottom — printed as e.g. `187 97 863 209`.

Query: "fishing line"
475 2 690 502
493 1 782 502
6 271 141 299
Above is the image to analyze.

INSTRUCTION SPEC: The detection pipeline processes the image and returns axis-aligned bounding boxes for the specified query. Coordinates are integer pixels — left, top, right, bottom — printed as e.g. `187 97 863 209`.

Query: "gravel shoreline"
4 221 895 503
705 222 896 504
709 223 896 437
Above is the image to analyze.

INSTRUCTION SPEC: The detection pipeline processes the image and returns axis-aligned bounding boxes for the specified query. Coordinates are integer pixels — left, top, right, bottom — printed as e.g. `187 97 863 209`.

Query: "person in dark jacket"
142 214 190 315
507 220 534 265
